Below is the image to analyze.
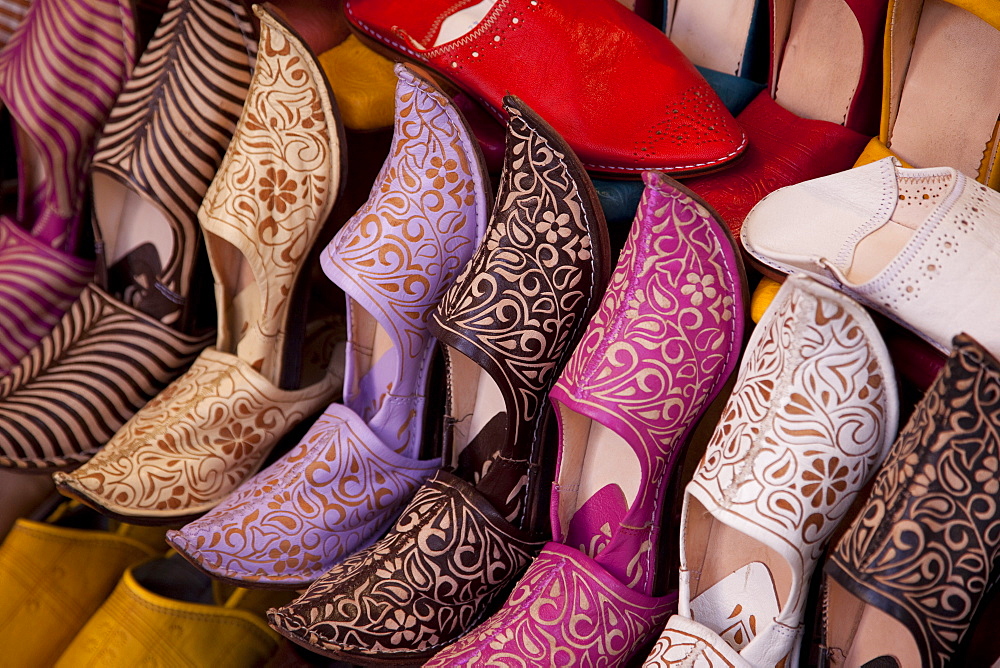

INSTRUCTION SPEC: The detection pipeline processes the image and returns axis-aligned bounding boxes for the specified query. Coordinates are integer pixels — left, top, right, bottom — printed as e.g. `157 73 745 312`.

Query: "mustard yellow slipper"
56 555 288 667
0 502 165 667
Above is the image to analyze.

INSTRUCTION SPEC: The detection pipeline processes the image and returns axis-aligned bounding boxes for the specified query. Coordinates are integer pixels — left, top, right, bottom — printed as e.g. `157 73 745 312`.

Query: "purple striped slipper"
0 0 136 372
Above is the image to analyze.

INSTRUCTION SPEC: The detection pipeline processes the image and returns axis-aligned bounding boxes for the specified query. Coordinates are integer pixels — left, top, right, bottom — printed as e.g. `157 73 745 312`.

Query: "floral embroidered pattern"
424 542 676 667
267 471 542 660
167 64 490 587
431 99 607 523
52 9 341 519
552 172 743 595
678 276 896 660
825 335 1000 668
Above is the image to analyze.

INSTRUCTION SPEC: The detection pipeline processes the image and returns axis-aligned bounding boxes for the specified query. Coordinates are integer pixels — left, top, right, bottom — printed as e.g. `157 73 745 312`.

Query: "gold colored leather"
318 34 396 131
56 563 281 667
0 512 162 667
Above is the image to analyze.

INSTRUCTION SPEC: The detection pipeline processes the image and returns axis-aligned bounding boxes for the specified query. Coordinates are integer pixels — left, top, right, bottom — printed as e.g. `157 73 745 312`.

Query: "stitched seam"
349 6 748 174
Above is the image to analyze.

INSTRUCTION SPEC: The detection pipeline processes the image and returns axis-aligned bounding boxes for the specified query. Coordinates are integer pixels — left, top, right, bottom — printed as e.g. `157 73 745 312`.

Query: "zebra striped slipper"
53 4 347 524
0 0 258 471
0 0 136 373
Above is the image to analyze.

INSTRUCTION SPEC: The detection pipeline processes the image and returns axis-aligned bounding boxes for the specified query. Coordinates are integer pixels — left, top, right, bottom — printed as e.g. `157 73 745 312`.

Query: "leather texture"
656 275 899 668
0 0 135 371
167 62 491 587
742 157 1000 357
823 334 1000 668
684 90 870 235
267 470 544 663
0 511 163 667
427 172 746 667
0 0 257 471
644 614 753 668
549 172 746 595
0 0 29 48
879 0 1000 189
56 559 281 667
428 95 610 530
266 95 611 664
53 6 343 522
344 0 747 175
0 285 213 470
318 34 396 131
426 541 677 667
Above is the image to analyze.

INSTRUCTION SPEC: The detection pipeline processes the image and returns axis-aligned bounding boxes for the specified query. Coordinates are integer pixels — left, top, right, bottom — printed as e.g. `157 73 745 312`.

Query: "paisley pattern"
643 615 749 668
268 471 543 661
167 64 490 587
0 285 212 470
425 542 676 667
197 5 338 382
55 348 338 519
323 63 489 456
430 97 608 524
168 403 441 586
674 275 897 666
52 8 343 520
825 335 1000 668
551 171 743 594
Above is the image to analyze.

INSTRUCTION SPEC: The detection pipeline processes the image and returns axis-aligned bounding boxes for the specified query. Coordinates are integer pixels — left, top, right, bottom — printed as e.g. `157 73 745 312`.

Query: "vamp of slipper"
0 0 998 666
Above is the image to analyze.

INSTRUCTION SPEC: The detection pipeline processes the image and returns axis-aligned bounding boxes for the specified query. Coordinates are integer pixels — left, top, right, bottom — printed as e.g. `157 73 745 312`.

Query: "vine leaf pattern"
424 542 676 667
268 97 610 661
323 64 488 457
268 471 543 660
551 172 743 595
644 615 749 667
166 65 490 587
52 9 342 520
430 97 607 523
679 275 896 660
825 335 1000 668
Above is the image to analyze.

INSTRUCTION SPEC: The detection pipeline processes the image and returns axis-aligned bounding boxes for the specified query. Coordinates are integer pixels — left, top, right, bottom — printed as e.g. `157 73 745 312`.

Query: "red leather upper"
345 0 747 175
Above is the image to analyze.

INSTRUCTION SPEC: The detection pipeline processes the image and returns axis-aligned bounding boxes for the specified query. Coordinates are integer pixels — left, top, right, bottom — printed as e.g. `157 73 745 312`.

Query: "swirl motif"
430 99 606 522
681 276 895 652
268 471 542 659
324 64 487 456
424 542 676 667
551 172 743 594
643 616 745 667
825 335 1000 668
167 65 489 587
52 9 342 519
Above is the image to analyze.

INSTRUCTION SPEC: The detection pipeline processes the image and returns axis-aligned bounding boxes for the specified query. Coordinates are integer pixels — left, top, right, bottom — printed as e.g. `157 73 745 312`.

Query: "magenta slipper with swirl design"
425 172 748 666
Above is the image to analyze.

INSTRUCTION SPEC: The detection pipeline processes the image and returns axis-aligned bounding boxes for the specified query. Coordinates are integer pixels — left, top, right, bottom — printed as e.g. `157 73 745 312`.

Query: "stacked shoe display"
0 0 997 666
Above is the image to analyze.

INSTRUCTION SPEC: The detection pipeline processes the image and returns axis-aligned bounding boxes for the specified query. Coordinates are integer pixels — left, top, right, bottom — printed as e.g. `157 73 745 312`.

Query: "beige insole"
555 403 641 539
346 299 394 401
432 0 500 47
684 495 793 645
844 173 958 284
667 0 757 76
446 347 505 467
890 0 1000 181
824 577 922 668
92 173 175 272
773 0 864 125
